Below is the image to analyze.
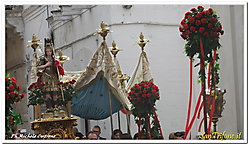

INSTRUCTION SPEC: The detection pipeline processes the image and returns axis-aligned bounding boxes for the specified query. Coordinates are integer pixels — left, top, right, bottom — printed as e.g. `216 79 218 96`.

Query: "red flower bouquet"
128 81 163 139
128 81 160 114
5 74 25 139
179 6 224 138
179 6 224 60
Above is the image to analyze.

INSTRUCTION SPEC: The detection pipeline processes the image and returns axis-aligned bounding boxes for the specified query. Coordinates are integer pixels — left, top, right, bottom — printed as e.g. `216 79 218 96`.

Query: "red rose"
10 91 15 98
195 13 202 19
17 86 20 91
208 8 213 12
219 24 222 30
157 96 160 100
213 27 219 31
15 97 21 102
185 12 191 16
10 78 16 83
181 34 187 39
195 20 201 26
141 81 146 84
179 26 183 32
208 23 213 28
142 94 147 98
21 93 25 99
147 93 151 98
6 95 9 100
199 27 205 33
210 17 216 23
185 30 190 36
188 17 195 24
144 85 149 88
201 18 207 23
9 84 15 91
131 91 135 94
190 8 197 12
220 30 224 35
135 93 139 96
40 82 46 86
197 6 204 11
58 82 63 85
152 90 157 94
5 78 8 82
190 26 196 32
204 10 210 15
211 32 219 38
181 19 186 25
183 24 189 29
204 32 209 37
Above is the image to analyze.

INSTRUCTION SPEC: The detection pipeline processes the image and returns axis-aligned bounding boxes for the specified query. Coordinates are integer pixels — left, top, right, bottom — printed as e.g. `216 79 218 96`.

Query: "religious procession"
5 4 245 143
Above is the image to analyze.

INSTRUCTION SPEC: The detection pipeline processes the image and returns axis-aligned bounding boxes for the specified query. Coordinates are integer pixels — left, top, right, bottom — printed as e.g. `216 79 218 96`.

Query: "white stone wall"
18 4 244 139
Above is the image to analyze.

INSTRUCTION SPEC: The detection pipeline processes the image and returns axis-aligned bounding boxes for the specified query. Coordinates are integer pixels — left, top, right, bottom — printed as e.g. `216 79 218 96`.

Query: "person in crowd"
75 132 84 139
111 129 122 139
120 133 132 139
169 131 185 139
86 131 98 140
92 125 106 140
133 133 138 139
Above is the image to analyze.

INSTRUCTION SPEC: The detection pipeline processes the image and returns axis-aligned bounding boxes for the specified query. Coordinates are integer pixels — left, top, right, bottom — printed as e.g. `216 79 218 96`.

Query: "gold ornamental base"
31 118 77 139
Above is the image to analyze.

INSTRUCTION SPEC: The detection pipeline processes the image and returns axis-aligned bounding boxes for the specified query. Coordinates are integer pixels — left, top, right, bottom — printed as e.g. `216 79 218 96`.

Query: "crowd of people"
74 125 145 140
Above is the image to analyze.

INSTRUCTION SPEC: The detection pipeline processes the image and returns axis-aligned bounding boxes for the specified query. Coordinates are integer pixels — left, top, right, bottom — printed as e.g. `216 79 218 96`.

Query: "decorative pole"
179 6 224 139
27 34 42 121
97 21 114 134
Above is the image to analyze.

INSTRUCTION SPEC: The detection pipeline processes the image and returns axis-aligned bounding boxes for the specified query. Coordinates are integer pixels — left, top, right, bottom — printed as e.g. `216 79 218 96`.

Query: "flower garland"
179 6 224 138
5 74 25 139
28 79 77 106
28 82 45 106
58 79 77 103
128 81 163 139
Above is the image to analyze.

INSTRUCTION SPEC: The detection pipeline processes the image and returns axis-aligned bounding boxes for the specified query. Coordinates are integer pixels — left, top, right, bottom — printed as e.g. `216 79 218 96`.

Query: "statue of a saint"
36 38 64 112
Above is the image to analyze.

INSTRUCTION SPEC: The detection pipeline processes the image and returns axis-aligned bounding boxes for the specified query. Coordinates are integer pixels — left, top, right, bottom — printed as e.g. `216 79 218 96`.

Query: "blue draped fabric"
71 72 122 120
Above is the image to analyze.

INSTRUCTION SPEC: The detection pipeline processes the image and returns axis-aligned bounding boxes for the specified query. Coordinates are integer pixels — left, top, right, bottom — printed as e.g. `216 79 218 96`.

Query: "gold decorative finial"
56 49 70 65
110 40 120 57
137 32 149 51
97 21 110 41
27 34 41 52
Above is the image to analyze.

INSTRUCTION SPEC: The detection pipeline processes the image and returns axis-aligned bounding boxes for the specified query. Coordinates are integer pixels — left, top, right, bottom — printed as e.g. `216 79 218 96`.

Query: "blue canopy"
71 71 122 120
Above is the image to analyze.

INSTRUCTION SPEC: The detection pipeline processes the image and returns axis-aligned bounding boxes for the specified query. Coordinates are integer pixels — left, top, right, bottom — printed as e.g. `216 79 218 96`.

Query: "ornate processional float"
27 34 77 139
26 21 164 139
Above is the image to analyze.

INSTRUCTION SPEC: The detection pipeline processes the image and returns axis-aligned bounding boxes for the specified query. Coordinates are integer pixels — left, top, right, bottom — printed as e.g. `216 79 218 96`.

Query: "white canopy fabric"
74 42 132 111
126 51 154 91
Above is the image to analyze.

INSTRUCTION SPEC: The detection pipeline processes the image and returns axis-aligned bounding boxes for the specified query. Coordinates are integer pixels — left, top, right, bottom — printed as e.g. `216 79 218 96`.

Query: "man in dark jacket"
92 125 106 140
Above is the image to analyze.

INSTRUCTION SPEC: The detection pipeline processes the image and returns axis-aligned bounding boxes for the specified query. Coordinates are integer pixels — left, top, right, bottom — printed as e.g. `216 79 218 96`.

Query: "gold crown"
44 38 53 51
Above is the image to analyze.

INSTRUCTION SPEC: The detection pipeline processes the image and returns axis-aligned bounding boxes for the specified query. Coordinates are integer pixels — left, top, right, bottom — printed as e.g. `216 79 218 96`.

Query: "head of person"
111 129 122 139
133 133 138 139
44 38 54 58
120 133 132 139
92 125 101 137
45 47 53 57
87 131 98 140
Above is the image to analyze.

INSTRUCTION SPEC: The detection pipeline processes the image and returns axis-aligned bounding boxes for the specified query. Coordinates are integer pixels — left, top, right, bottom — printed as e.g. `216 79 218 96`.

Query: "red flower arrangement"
179 6 224 59
5 74 25 139
128 81 163 139
179 6 224 138
58 79 77 102
128 81 160 113
27 82 46 106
